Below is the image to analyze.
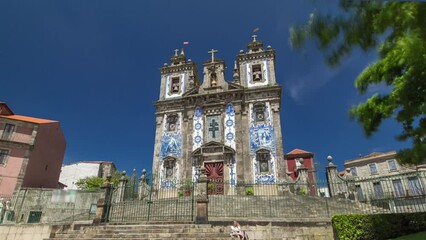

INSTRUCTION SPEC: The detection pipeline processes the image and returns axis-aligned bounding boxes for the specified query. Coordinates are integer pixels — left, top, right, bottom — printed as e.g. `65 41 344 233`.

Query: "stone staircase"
45 223 232 240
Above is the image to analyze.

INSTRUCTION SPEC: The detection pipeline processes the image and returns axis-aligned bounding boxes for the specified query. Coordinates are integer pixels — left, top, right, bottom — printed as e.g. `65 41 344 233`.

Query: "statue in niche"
210 73 217 87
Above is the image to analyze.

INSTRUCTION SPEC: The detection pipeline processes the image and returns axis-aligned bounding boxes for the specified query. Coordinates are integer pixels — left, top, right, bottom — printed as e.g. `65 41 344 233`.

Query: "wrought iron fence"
207 176 426 220
107 177 196 223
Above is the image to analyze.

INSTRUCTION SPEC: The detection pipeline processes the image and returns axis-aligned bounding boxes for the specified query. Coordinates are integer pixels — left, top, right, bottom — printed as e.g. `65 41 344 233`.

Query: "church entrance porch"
205 162 224 195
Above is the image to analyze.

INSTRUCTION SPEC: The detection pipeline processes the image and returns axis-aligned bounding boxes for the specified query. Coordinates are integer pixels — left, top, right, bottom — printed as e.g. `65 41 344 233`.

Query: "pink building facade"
0 102 66 197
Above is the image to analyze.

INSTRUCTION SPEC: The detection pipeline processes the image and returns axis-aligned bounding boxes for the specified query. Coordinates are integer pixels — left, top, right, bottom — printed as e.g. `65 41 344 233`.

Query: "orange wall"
22 122 66 189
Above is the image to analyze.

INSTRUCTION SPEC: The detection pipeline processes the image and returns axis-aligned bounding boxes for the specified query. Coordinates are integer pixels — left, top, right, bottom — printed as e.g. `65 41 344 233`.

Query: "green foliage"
392 231 426 240
332 213 426 240
298 187 308 196
75 171 122 190
75 176 104 191
245 186 254 196
290 1 426 164
179 179 193 192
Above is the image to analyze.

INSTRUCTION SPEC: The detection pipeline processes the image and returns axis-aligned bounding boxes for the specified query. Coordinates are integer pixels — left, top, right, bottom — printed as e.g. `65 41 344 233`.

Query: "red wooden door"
205 162 224 195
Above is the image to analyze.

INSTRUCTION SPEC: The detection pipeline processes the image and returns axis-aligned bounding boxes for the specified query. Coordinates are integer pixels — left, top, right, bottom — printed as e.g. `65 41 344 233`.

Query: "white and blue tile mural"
159 113 182 188
193 106 203 150
192 106 203 183
249 102 277 184
224 103 236 149
229 156 237 186
225 103 237 186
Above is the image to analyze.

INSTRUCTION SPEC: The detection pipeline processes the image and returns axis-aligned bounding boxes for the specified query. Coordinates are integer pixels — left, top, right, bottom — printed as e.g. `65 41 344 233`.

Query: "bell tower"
237 35 276 88
159 49 199 100
198 49 228 95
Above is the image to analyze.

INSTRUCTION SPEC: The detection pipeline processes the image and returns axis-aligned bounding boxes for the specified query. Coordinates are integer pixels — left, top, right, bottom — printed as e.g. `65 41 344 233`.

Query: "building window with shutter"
369 163 378 175
1 124 15 140
0 149 9 165
388 160 397 171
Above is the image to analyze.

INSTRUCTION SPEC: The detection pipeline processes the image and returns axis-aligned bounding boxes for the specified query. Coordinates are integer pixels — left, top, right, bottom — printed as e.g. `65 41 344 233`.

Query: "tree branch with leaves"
290 0 426 164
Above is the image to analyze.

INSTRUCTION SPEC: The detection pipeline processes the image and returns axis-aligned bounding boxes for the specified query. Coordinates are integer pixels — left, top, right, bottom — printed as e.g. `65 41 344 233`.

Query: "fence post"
116 171 128 202
196 165 209 224
93 175 112 225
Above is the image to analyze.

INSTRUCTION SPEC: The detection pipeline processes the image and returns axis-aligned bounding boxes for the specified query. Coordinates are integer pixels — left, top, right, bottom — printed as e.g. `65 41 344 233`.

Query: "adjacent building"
285 148 317 195
59 161 116 189
0 102 66 197
327 151 425 200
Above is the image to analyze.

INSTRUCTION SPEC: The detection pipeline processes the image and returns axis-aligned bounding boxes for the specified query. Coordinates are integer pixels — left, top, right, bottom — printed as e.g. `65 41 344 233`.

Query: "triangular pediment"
191 141 235 156
228 82 244 90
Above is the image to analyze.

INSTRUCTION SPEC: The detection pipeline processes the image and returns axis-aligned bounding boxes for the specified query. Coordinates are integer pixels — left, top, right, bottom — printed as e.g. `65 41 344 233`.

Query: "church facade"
151 37 285 192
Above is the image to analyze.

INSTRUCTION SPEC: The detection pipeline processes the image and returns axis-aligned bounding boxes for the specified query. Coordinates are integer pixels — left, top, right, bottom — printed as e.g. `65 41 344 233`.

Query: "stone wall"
0 224 53 240
212 220 334 240
10 188 101 224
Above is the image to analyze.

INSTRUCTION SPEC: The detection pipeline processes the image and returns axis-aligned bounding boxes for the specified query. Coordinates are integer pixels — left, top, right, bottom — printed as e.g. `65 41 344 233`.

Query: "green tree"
75 171 123 190
290 1 426 164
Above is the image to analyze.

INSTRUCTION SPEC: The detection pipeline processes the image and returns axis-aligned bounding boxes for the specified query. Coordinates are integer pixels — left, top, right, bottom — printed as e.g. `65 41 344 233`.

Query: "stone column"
196 166 209 224
296 165 309 195
325 156 339 197
116 171 128 203
138 169 149 200
93 176 112 225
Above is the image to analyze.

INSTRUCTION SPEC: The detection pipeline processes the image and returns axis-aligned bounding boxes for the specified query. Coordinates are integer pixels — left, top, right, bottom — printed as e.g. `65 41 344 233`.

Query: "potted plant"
180 180 193 196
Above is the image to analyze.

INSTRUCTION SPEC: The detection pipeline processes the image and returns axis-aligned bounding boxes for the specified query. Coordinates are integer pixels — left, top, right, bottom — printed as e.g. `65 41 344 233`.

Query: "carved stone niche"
166 113 178 131
253 102 266 123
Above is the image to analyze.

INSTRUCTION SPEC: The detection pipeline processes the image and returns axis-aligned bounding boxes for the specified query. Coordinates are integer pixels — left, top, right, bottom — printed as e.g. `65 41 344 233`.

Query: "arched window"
256 149 271 173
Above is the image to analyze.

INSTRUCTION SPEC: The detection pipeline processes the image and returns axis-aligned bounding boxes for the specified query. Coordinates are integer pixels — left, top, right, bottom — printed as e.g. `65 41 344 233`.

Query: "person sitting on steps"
230 221 249 240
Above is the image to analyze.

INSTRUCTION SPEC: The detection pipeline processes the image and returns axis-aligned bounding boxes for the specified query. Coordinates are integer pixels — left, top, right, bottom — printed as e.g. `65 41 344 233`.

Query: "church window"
257 149 270 173
253 103 266 123
163 158 176 179
0 149 9 165
252 64 262 82
171 77 180 93
166 114 178 132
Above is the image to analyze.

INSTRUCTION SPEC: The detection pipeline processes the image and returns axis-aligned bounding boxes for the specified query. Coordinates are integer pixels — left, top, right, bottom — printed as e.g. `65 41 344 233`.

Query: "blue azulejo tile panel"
160 179 177 189
224 103 236 150
193 106 203 150
249 102 277 184
160 134 182 159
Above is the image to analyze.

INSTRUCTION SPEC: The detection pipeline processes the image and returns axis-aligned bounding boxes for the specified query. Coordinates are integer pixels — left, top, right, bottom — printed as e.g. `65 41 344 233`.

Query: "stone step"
47 223 232 240
46 238 231 240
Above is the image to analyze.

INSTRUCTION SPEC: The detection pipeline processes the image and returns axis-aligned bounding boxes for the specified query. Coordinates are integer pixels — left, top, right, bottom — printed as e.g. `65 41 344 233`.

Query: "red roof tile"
287 149 312 155
0 115 57 124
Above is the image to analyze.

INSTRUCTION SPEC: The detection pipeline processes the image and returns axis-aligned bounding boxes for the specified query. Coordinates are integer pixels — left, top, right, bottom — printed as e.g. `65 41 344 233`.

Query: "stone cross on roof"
174 49 179 56
252 34 257 42
208 49 218 62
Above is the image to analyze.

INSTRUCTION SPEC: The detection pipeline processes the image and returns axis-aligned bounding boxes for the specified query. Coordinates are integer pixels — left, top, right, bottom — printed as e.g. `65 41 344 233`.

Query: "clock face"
257 113 264 121
169 123 176 131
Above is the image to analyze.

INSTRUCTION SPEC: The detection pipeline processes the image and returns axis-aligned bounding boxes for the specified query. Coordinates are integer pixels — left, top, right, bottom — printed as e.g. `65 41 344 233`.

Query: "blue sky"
0 0 409 178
